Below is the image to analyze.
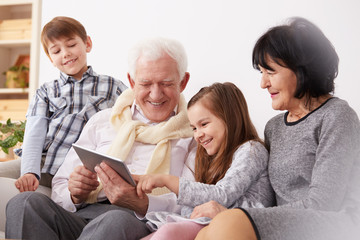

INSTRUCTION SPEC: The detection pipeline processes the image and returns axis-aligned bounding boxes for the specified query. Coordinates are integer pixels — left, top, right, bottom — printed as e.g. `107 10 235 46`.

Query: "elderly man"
6 37 196 240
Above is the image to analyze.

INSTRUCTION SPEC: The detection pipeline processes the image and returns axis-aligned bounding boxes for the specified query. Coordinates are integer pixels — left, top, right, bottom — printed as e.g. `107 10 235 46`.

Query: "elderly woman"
194 17 360 240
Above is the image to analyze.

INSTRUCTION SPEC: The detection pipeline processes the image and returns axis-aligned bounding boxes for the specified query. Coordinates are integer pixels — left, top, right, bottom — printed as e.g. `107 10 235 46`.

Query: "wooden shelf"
0 39 30 47
0 87 28 93
0 0 41 102
0 98 28 121
0 0 35 5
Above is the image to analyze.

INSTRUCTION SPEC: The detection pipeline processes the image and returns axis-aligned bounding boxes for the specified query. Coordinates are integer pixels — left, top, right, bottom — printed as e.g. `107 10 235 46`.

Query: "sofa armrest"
0 177 51 232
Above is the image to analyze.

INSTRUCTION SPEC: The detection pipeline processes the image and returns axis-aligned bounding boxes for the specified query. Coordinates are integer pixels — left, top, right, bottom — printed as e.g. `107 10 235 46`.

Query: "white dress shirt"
51 103 197 214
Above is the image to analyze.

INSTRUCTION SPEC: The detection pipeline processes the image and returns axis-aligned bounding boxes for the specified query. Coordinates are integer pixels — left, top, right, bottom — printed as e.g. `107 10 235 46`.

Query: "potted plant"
0 118 25 155
3 64 29 88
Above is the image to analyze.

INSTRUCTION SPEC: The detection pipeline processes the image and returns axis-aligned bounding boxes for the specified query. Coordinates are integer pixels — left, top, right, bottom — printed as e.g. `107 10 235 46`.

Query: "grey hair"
128 37 188 79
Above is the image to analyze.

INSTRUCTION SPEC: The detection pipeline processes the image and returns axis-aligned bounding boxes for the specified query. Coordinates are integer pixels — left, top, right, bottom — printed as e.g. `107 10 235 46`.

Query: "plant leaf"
1 147 9 154
0 118 26 155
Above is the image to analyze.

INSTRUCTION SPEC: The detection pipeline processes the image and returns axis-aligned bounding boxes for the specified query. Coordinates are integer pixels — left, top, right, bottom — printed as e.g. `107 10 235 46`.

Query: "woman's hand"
190 200 227 219
15 173 39 192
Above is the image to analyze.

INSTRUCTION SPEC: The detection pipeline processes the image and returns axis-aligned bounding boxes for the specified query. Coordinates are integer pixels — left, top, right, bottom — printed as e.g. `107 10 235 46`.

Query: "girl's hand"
190 200 227 219
133 174 167 199
15 173 39 192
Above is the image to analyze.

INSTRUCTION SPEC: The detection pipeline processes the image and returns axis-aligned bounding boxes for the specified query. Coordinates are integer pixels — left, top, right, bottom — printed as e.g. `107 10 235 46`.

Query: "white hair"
128 37 188 79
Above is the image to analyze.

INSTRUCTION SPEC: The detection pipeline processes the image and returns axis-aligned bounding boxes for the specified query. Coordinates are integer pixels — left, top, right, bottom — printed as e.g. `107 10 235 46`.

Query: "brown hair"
41 16 88 58
188 82 264 184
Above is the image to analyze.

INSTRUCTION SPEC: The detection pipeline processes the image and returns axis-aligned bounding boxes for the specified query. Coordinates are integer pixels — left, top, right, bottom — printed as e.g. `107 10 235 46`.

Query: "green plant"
0 118 26 154
2 64 29 75
3 64 30 88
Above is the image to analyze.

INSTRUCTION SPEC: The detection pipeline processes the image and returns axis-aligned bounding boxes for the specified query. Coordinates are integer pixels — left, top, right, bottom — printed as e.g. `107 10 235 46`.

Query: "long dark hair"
188 82 264 184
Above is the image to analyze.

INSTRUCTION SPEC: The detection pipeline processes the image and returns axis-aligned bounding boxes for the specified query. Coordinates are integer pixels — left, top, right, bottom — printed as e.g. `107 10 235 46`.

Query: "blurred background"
39 0 360 137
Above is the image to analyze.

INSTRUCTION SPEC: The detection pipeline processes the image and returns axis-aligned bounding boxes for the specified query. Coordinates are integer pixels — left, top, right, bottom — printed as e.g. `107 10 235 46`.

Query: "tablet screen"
72 144 136 187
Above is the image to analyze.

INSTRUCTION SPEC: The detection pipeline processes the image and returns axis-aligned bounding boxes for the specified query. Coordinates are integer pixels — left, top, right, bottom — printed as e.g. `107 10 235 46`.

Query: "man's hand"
95 162 149 216
15 173 39 192
68 165 99 204
190 200 227 219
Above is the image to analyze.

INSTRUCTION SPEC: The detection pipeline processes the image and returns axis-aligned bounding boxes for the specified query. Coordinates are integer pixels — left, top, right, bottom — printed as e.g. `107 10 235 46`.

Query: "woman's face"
258 58 301 112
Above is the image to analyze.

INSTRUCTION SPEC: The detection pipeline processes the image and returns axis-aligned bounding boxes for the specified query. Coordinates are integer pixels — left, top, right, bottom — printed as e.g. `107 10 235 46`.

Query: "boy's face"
47 35 92 80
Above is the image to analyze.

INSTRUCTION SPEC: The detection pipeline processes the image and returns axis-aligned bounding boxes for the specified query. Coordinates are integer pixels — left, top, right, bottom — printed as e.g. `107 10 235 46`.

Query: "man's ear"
180 72 190 92
86 36 92 53
128 73 135 89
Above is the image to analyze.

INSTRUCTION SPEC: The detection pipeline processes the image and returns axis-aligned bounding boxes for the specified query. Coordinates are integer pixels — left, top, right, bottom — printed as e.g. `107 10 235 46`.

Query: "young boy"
10 16 127 192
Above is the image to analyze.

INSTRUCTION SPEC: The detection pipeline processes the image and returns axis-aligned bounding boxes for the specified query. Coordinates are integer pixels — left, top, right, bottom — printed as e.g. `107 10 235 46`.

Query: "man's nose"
149 84 163 100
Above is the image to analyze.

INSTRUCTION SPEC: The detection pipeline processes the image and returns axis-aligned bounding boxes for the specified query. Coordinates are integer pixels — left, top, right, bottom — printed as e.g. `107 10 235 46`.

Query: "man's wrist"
134 194 149 216
70 194 84 204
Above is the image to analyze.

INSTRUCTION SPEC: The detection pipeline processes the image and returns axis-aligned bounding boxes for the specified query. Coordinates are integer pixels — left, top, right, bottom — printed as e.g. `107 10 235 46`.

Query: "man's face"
128 54 189 123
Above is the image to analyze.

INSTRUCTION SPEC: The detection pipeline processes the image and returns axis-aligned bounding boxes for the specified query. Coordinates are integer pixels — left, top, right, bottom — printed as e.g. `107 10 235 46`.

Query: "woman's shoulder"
264 112 285 130
324 97 356 111
319 97 359 123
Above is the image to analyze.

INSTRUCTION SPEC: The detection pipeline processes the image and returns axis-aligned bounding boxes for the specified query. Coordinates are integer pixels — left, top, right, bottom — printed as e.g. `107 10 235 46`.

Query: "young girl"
136 82 274 240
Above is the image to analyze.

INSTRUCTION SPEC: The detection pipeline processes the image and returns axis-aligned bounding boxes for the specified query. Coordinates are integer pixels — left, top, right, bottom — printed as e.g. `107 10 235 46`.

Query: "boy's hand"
15 173 39 192
133 174 167 199
68 165 99 204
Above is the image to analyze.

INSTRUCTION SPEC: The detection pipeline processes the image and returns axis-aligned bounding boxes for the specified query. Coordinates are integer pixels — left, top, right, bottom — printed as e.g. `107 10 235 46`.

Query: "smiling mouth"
201 139 212 146
270 92 279 98
64 58 77 65
148 101 165 106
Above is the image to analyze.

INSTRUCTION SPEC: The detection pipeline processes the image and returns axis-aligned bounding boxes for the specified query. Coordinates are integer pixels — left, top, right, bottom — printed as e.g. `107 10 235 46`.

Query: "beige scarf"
86 88 193 203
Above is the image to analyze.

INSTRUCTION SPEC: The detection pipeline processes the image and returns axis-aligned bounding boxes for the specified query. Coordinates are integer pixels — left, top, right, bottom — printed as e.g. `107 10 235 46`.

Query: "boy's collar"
59 66 94 84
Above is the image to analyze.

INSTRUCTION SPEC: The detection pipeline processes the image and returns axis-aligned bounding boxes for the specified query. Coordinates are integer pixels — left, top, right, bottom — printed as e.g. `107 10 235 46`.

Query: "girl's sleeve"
177 141 270 208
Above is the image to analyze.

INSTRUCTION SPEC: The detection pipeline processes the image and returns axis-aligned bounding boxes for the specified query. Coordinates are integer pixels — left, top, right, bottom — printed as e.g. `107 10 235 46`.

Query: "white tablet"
72 144 136 187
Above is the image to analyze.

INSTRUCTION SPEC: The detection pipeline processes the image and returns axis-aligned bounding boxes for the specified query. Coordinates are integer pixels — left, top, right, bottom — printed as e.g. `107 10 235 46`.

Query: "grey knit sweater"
178 140 274 217
246 97 360 240
144 140 274 231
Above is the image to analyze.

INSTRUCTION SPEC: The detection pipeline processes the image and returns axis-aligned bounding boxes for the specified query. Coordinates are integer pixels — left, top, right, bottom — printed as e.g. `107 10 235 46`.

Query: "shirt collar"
131 100 177 125
59 66 95 85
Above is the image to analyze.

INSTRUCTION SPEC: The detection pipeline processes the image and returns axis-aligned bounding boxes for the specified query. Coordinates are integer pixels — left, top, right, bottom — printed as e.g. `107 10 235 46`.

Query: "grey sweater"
246 97 360 240
178 140 274 217
144 140 274 231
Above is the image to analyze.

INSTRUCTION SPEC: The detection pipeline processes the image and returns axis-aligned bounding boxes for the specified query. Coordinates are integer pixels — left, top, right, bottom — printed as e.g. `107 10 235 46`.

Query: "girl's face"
258 57 301 112
187 101 226 156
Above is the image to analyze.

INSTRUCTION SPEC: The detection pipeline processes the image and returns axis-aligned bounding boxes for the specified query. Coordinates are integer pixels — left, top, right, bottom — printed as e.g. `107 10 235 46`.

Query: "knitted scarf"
86 88 193 203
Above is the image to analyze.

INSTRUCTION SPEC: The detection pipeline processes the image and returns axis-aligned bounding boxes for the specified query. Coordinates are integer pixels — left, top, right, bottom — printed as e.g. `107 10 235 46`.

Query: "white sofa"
0 177 51 237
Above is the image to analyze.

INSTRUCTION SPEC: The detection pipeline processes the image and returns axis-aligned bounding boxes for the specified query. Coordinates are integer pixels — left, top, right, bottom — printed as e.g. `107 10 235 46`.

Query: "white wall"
39 0 360 137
